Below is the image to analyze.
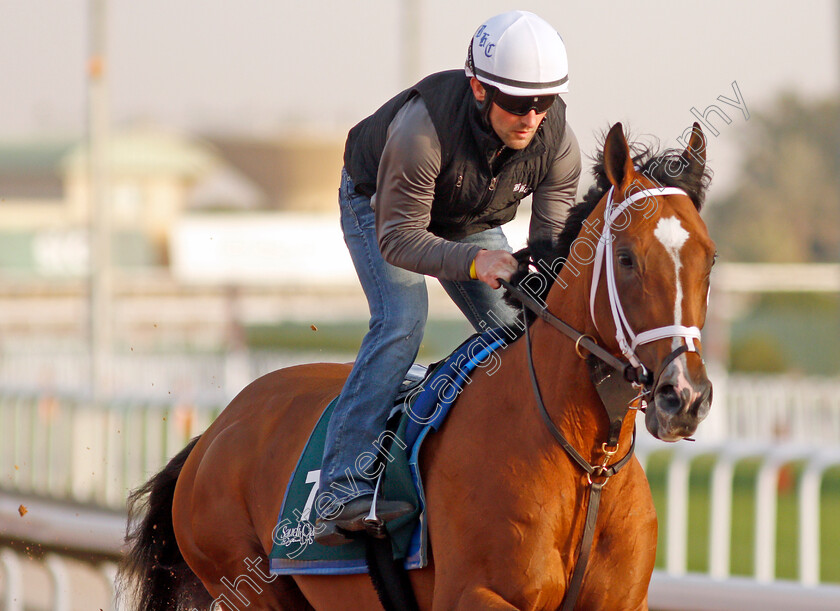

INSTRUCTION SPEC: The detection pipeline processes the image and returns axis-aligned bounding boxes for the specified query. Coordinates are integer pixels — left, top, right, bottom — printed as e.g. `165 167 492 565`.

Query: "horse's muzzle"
646 354 712 442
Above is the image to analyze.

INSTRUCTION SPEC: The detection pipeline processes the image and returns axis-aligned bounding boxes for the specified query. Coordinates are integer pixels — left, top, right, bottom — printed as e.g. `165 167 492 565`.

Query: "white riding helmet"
465 10 569 97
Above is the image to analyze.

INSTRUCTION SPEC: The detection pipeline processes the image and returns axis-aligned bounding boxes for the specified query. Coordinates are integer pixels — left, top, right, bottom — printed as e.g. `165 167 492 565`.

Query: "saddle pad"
269 398 420 575
403 329 509 449
269 328 510 576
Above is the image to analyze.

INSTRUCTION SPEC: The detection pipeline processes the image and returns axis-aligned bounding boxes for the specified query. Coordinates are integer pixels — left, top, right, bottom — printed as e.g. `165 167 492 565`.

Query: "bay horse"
119 122 716 610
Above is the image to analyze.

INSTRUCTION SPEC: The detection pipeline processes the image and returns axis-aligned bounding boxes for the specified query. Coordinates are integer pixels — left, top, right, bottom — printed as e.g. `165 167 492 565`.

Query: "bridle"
590 185 702 376
504 186 704 441
500 185 705 611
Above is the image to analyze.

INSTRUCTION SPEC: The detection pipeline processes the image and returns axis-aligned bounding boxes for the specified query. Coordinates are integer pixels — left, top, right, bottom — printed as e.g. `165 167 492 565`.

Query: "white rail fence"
0 548 118 611
2 374 840 608
0 493 122 611
2 349 840 444
3 372 840 507
635 438 840 585
0 349 303 407
0 392 216 509
722 375 840 443
637 435 840 610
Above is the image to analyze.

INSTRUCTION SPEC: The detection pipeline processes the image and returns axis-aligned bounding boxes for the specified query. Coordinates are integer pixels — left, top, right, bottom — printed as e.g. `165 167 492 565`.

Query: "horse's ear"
603 122 635 189
681 122 706 173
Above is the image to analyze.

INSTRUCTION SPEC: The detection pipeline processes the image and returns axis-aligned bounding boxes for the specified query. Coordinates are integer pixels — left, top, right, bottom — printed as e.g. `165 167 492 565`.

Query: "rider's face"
470 78 546 150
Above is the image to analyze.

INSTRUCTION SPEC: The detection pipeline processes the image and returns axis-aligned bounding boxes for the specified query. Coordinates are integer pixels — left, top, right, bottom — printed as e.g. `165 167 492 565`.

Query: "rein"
499 279 646 385
497 185 704 610
505 282 638 611
500 278 646 448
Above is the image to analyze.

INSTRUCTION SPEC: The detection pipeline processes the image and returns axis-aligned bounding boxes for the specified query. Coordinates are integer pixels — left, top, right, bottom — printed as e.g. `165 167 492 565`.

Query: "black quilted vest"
343 70 566 240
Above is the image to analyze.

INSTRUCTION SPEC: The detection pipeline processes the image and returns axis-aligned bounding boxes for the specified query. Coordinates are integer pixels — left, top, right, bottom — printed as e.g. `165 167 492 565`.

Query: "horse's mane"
505 131 713 309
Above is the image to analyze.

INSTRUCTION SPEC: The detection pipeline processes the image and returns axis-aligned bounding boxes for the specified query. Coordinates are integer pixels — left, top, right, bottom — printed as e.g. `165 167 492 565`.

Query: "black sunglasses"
493 90 557 116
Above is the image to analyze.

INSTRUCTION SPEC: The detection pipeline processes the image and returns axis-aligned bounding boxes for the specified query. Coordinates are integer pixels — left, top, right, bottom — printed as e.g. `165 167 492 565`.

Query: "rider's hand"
473 249 518 289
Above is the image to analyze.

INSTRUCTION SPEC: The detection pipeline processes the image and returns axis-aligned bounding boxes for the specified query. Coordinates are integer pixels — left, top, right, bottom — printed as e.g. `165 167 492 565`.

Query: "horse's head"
585 122 716 441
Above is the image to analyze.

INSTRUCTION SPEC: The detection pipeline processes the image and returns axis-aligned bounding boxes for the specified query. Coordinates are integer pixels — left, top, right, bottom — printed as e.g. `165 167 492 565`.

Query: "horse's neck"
521 273 634 464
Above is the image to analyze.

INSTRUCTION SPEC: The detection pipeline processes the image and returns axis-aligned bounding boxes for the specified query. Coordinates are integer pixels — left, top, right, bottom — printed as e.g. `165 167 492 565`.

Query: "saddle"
268 327 511 576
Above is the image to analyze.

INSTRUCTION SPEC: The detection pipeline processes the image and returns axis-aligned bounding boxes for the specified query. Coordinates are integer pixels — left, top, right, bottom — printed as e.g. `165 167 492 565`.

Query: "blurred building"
0 125 345 276
0 125 356 352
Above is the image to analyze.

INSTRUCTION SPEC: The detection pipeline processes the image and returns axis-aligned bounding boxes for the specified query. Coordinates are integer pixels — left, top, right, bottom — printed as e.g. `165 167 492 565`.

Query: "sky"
0 0 837 195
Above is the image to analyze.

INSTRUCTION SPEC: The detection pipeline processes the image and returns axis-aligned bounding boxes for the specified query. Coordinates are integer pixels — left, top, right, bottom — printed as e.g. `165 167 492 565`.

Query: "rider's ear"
603 122 635 190
680 122 707 175
469 77 487 103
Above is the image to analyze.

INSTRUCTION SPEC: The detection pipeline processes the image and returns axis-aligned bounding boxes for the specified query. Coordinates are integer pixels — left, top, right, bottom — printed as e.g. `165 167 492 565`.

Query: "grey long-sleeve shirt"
373 96 582 281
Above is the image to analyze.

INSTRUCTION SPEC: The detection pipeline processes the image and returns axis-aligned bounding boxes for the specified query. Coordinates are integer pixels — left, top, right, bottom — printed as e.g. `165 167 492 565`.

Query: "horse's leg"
181 514 313 610
174 430 314 610
575 461 657 611
436 588 523 610
293 574 384 611
579 592 649 611
200 570 312 611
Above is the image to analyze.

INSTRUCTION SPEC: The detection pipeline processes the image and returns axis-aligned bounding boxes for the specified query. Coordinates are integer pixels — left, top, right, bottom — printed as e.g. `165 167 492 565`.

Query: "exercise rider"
316 10 582 545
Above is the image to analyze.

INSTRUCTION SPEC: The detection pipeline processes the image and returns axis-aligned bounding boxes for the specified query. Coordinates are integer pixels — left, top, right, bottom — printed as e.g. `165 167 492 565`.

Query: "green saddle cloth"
269 397 422 575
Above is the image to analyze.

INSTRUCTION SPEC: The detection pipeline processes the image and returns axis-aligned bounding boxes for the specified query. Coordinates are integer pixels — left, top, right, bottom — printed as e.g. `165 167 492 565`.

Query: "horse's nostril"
690 381 713 419
654 384 682 414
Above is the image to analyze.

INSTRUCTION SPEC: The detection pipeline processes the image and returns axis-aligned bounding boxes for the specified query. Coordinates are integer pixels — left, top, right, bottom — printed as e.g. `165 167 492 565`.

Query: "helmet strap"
468 39 495 128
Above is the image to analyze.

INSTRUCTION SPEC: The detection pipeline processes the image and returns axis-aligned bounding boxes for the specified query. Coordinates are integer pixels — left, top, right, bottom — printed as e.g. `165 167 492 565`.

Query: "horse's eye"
617 252 634 268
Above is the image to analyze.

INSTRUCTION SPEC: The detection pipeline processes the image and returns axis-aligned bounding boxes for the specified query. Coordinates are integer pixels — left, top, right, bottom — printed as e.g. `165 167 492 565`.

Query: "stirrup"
363 493 387 538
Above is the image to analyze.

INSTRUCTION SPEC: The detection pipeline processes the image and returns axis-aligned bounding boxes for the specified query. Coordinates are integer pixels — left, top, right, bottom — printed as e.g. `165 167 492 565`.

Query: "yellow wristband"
469 257 478 280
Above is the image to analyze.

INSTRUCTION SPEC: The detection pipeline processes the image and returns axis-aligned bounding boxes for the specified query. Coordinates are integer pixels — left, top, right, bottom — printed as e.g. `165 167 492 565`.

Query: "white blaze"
653 216 690 349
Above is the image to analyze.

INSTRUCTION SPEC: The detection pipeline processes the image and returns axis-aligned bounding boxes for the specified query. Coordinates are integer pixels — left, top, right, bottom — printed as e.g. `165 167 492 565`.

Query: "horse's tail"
118 435 211 611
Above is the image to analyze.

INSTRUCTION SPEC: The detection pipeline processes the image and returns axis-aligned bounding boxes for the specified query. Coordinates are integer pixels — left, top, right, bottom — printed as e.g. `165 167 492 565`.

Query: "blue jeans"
319 168 519 503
